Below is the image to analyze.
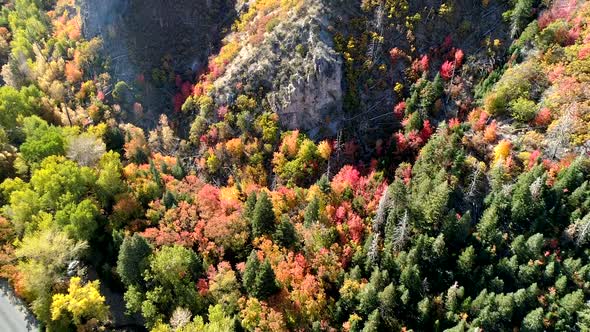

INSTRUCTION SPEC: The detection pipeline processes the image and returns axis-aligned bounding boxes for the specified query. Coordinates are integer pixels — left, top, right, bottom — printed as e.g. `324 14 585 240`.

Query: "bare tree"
547 105 576 160
372 185 391 233
392 210 410 252
169 307 192 329
574 214 590 247
465 161 485 215
367 233 380 266
67 134 106 167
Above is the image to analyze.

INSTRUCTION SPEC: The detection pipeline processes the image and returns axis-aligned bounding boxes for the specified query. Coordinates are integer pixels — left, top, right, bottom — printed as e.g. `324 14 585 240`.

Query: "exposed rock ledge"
212 1 343 138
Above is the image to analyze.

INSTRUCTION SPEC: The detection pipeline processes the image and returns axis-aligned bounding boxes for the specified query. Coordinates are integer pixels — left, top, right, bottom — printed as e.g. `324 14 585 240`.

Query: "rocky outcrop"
212 1 343 138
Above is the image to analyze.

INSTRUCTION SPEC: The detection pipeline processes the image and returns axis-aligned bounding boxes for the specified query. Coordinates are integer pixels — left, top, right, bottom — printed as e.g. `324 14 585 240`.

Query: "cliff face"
211 1 343 138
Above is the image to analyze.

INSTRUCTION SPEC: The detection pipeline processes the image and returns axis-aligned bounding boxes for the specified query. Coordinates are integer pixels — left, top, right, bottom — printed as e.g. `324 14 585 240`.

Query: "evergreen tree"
304 195 320 227
244 191 257 221
521 307 544 332
510 166 547 230
163 190 176 209
253 259 279 300
274 215 297 249
362 309 380 332
242 250 260 294
251 191 276 237
149 159 163 188
171 158 185 180
317 174 331 193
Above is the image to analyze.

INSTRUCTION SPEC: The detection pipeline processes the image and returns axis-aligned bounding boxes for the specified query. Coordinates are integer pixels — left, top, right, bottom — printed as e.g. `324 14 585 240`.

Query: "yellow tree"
51 277 109 325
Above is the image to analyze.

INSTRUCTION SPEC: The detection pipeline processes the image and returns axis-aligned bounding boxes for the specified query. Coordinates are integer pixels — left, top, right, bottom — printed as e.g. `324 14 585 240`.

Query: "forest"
0 0 589 331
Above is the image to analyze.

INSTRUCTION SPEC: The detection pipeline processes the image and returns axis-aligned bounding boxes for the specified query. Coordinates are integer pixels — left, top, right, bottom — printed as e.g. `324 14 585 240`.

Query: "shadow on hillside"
81 0 237 127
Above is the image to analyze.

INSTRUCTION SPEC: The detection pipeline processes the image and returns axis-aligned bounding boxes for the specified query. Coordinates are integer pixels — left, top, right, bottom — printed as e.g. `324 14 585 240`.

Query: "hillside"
0 0 589 331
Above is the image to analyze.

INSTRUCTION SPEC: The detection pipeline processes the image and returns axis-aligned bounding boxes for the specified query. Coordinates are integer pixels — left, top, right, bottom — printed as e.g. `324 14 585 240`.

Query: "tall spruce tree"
274 215 297 249
242 250 260 294
251 191 276 237
253 259 280 300
304 195 320 227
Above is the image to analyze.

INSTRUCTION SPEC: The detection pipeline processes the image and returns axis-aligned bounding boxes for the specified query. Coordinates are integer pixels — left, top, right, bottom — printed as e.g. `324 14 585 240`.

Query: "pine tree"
163 190 176 209
317 174 331 193
171 158 185 180
244 191 257 221
274 215 297 249
362 309 380 332
242 250 259 294
149 159 163 188
510 166 547 229
432 72 444 97
304 195 320 227
251 191 276 237
521 308 544 332
253 259 279 300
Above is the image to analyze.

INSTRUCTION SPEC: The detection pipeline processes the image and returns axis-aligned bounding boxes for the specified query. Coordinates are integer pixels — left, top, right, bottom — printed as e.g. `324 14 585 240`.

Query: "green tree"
508 0 534 38
511 166 547 229
510 97 537 123
242 250 260 295
244 191 257 221
171 158 185 180
0 85 43 136
457 245 476 275
117 234 152 286
252 260 279 300
149 159 163 188
19 116 66 167
251 191 275 238
54 199 99 241
273 215 297 249
522 307 544 332
362 309 380 332
304 195 320 226
95 151 126 207
29 156 96 211
163 190 176 209
150 245 202 289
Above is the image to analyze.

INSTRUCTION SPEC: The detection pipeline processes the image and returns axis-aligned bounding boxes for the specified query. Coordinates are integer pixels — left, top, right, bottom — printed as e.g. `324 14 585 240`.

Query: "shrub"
510 97 537 123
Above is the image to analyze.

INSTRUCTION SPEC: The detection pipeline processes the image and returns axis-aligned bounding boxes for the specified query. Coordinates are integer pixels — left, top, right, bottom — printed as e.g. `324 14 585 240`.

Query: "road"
0 280 38 332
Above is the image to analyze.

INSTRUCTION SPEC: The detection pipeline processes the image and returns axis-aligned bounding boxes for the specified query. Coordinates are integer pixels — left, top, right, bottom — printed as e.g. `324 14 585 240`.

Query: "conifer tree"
304 195 320 226
171 158 185 180
317 174 331 193
244 191 257 221
362 309 380 332
253 259 279 300
242 250 259 294
149 159 163 188
522 307 544 332
163 190 176 209
274 215 297 249
251 191 275 237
